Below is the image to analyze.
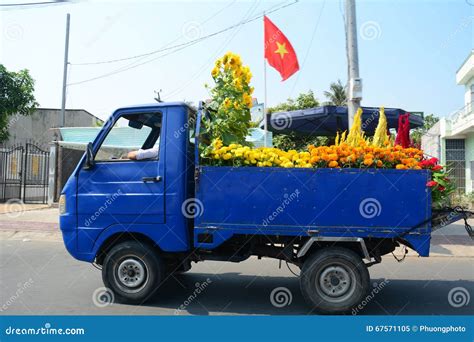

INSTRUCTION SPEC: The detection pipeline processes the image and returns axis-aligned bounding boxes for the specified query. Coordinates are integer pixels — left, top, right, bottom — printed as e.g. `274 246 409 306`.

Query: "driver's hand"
127 151 138 160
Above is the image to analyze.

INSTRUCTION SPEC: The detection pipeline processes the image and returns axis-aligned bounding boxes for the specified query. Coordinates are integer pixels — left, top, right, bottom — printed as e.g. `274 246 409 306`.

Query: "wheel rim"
114 257 149 293
316 264 356 303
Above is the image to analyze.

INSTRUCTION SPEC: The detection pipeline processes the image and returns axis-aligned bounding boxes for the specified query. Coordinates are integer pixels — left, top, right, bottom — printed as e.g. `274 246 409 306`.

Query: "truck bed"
194 166 432 256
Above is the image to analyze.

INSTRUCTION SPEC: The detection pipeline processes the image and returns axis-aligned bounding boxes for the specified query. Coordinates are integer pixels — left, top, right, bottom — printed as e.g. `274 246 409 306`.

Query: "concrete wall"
2 108 101 150
466 132 474 193
421 121 441 159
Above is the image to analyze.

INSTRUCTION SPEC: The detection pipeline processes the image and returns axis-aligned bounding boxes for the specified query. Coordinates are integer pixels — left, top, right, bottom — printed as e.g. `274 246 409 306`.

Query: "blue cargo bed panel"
195 167 432 254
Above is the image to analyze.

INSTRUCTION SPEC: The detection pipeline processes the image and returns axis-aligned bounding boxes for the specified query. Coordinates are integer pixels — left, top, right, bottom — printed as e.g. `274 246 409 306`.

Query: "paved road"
0 240 472 316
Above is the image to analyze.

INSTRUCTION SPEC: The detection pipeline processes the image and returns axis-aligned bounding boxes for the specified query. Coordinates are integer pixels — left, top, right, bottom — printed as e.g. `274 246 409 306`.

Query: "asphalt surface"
0 239 472 316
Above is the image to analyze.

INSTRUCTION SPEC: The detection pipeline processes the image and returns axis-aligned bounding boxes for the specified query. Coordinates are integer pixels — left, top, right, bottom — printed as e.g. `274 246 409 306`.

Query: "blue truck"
59 102 470 314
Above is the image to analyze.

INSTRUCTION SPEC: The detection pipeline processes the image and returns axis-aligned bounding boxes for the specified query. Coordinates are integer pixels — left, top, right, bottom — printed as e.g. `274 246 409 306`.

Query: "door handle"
142 176 162 183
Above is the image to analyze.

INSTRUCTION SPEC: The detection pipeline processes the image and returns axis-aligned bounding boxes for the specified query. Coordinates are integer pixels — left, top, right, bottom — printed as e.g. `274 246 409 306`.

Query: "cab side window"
95 112 162 162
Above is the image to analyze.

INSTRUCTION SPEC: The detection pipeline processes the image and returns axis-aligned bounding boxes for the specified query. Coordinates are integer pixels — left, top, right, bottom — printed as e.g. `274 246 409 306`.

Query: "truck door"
76 110 165 249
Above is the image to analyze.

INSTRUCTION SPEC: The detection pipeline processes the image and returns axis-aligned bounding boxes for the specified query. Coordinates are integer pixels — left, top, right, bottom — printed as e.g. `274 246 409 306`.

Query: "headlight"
59 195 66 215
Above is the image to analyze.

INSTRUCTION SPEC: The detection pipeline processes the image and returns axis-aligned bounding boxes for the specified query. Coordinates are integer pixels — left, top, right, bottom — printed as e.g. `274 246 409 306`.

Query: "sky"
1 0 473 122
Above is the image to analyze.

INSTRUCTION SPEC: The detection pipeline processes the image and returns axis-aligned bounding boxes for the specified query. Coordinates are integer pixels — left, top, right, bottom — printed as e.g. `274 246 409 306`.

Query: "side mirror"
84 142 95 170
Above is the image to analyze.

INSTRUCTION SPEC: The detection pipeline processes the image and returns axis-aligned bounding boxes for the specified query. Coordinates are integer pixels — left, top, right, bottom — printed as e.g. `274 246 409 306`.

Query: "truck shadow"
142 273 474 315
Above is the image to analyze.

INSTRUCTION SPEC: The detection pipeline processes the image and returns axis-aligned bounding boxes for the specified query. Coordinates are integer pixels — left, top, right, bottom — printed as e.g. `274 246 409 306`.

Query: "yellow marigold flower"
328 161 339 168
396 164 407 170
223 153 232 160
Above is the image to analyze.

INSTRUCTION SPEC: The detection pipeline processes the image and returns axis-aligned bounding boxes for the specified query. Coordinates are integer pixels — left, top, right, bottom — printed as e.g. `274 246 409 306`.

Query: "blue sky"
1 0 472 121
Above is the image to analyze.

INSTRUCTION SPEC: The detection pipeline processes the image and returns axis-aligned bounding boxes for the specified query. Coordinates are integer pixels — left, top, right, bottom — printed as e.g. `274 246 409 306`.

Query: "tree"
0 64 38 142
411 114 439 147
267 90 319 114
323 79 347 106
268 90 328 151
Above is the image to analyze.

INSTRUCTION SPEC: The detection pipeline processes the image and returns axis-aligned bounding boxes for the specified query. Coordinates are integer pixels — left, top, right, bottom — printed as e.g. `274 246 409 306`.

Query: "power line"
289 0 326 97
68 0 298 87
0 0 66 7
70 0 298 67
163 0 262 100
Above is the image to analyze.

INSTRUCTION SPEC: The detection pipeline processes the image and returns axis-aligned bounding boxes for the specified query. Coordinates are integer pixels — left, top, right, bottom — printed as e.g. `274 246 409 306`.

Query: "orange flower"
376 160 383 167
396 164 407 170
363 159 374 166
321 154 331 162
328 161 338 168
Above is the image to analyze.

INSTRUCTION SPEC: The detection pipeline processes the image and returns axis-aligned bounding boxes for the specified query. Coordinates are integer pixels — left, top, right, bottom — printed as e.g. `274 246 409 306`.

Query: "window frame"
94 111 163 163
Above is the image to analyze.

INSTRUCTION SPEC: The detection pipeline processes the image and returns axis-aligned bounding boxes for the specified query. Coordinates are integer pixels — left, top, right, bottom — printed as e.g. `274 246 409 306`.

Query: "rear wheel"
300 247 370 314
102 241 164 304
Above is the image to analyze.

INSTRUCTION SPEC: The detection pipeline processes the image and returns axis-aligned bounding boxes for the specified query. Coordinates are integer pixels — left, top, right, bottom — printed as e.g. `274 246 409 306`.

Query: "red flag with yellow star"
264 15 299 81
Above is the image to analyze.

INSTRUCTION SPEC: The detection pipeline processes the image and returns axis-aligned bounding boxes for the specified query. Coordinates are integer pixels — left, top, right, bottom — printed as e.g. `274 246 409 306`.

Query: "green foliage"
323 79 347 106
0 64 38 142
267 90 319 114
411 113 439 147
431 169 456 208
268 90 326 151
272 133 328 151
202 52 254 146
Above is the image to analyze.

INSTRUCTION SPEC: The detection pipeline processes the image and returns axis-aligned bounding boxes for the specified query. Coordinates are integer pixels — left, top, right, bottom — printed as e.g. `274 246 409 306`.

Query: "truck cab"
60 103 195 259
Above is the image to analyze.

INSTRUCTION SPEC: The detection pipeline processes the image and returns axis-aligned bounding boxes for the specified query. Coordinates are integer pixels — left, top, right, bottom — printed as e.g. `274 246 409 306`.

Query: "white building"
422 50 474 194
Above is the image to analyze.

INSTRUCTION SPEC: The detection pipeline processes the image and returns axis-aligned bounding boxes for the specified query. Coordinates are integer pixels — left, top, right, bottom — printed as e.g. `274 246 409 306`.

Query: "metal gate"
0 145 24 202
0 143 49 203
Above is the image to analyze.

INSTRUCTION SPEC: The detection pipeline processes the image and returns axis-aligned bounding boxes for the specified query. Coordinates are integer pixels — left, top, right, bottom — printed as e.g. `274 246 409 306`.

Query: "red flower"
427 181 438 187
438 186 446 191
419 158 440 169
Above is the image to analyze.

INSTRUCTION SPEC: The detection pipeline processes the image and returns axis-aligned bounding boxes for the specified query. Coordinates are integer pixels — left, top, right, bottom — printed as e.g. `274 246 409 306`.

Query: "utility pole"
60 13 71 127
345 0 362 129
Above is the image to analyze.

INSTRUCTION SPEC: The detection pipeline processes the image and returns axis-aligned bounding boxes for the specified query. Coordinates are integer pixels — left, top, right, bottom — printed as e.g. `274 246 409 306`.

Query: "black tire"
300 247 370 314
102 241 164 304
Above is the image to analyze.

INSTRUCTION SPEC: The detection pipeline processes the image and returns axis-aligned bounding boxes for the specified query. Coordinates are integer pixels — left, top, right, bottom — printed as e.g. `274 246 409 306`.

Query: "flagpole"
263 13 269 147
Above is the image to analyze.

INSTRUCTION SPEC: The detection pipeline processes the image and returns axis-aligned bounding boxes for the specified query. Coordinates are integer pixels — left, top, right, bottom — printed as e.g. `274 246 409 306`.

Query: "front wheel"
300 247 370 314
102 241 164 304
